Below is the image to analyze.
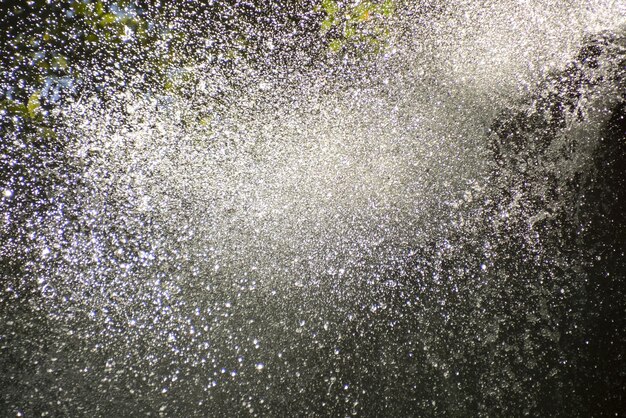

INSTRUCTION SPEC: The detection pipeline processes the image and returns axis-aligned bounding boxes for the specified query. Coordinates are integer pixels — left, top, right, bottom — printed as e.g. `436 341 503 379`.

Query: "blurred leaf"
199 116 212 127
95 1 105 16
319 0 396 54
329 39 343 53
344 24 356 39
71 1 88 16
27 91 41 118
380 0 394 17
1 99 29 119
100 13 117 26
321 17 334 33
353 2 373 22
38 126 57 140
322 0 339 17
51 54 68 70
37 59 51 70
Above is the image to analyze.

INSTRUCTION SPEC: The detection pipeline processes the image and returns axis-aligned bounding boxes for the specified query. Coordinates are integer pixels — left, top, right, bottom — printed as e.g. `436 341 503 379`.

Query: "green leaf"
380 0 395 17
95 1 105 16
353 2 373 22
329 39 343 53
71 1 88 16
199 116 212 126
321 18 334 33
344 24 356 39
27 91 41 118
322 0 339 17
1 99 28 119
51 54 68 70
100 13 117 26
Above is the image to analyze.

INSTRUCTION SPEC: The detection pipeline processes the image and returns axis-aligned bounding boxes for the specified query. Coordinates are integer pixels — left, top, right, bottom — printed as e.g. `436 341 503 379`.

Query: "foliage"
0 0 397 139
0 1 178 131
316 0 395 54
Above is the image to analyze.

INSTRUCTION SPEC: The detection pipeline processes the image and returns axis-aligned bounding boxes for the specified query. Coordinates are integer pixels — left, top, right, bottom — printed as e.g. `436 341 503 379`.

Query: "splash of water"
61 1 622 289
2 0 625 416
